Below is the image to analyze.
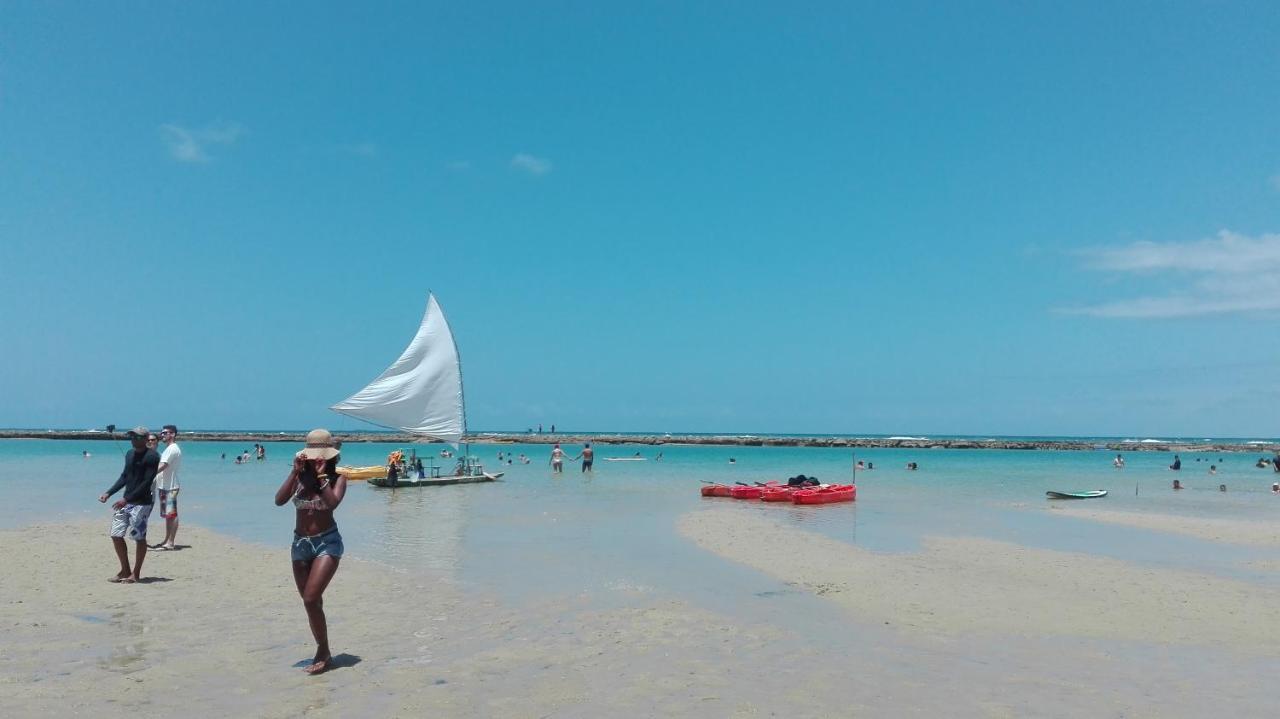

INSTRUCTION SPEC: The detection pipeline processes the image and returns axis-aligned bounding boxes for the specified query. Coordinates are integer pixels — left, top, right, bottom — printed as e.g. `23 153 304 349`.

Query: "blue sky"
3 2 1279 437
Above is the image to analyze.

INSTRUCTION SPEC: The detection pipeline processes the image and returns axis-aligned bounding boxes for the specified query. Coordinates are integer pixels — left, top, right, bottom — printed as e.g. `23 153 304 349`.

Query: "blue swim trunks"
291 526 344 562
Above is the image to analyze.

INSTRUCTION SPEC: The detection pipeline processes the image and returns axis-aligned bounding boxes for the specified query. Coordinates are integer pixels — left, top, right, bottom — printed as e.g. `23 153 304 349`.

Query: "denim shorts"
291 526 344 562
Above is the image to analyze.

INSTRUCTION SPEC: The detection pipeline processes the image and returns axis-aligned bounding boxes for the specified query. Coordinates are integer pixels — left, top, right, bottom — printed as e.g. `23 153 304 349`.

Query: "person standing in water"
1170 455 1181 471
574 443 594 473
549 443 567 473
150 424 183 551
274 429 348 675
1113 454 1125 468
98 427 160 583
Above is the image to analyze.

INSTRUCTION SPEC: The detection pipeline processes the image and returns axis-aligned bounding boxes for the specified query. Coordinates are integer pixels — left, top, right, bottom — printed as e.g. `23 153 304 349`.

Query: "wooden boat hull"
368 472 503 488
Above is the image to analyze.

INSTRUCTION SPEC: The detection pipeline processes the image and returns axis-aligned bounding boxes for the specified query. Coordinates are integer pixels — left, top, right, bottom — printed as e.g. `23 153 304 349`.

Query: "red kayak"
792 484 856 504
701 484 734 497
760 487 798 502
729 485 764 499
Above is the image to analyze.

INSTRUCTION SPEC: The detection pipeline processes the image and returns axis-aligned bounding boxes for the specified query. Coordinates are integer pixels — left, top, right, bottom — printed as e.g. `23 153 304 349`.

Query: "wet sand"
1049 505 1280 546
678 508 1280 649
6 518 1280 717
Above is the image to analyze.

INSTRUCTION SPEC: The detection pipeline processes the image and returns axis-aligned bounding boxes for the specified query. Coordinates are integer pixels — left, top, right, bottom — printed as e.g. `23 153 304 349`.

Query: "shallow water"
9 437 1280 605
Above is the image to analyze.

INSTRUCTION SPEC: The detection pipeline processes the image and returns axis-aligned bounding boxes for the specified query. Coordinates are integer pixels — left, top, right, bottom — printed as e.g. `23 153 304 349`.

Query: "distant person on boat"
549 444 567 473
574 444 594 472
1169 455 1181 471
274 428 347 676
1114 454 1125 468
98 426 160 584
1172 479 1184 490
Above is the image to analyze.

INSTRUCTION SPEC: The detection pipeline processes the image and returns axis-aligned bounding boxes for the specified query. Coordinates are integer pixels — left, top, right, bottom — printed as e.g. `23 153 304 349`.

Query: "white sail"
330 294 466 443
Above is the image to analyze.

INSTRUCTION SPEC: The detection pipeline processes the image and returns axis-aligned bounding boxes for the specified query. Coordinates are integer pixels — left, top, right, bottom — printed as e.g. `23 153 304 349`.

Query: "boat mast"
438 292 471 463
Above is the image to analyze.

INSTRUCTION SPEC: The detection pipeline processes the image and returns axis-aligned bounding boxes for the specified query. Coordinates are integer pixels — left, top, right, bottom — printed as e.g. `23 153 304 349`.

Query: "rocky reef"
3 429 1276 453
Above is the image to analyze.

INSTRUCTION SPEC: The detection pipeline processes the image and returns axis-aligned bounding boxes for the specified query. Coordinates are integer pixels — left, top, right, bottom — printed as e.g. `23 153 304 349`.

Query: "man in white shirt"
151 424 183 550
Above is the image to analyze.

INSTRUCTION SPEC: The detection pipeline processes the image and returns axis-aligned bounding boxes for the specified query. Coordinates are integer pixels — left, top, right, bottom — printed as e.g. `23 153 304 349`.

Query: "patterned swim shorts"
291 526 344 563
157 488 179 519
110 504 153 542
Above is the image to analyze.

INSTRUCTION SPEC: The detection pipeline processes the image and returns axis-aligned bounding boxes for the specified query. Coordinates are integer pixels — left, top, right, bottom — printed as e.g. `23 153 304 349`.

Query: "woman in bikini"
274 428 348 675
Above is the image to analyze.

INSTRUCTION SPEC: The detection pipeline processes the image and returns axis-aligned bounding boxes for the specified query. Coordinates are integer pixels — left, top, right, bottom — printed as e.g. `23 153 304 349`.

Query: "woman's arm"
274 457 304 506
319 475 347 510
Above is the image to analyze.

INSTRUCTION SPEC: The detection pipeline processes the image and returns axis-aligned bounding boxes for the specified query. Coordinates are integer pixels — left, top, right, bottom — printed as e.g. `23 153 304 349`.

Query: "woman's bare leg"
299 555 340 674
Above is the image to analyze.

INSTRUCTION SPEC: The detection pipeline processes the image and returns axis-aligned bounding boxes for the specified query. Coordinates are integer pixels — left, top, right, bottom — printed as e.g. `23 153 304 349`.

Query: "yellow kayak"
337 465 387 481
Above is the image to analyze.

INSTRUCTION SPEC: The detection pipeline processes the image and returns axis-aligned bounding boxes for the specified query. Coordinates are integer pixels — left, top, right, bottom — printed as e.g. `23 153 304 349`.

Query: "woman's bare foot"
303 655 332 675
108 571 130 583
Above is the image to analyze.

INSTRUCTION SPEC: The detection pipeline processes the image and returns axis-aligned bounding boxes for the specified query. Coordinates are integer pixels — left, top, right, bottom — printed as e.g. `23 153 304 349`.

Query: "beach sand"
6 517 1280 717
678 507 1280 649
1048 505 1280 546
0 521 915 717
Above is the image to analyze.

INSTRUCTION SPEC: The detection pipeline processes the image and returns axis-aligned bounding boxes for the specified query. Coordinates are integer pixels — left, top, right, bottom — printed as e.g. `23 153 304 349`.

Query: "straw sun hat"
298 428 340 460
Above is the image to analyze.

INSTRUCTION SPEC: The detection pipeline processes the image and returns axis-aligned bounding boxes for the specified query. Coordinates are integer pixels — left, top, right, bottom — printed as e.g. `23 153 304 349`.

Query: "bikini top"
292 476 331 511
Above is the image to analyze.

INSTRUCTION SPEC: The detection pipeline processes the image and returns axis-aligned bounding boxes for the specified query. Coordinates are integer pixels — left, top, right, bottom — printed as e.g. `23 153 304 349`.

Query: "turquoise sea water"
7 436 1280 608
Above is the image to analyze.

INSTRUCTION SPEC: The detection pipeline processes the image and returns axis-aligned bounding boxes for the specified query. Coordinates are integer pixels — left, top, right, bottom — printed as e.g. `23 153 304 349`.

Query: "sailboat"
331 293 502 487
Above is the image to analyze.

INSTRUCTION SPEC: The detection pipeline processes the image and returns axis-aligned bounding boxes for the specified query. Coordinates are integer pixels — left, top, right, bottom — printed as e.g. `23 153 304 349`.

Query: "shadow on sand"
292 653 362 673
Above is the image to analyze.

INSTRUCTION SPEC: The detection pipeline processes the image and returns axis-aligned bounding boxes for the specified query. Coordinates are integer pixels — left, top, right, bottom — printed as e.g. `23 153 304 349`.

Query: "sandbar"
1048 505 1280 546
678 507 1280 649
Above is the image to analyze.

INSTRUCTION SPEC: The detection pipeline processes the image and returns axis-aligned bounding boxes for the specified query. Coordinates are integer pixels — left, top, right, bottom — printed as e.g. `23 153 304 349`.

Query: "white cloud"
160 123 244 163
510 153 552 176
1064 231 1280 318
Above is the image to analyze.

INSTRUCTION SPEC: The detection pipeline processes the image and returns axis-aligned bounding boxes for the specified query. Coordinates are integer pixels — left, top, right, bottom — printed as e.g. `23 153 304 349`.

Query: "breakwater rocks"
4 430 1277 453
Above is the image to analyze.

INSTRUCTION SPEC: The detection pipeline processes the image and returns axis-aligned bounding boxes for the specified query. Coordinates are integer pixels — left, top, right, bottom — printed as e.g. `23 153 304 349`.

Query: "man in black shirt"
98 426 161 583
